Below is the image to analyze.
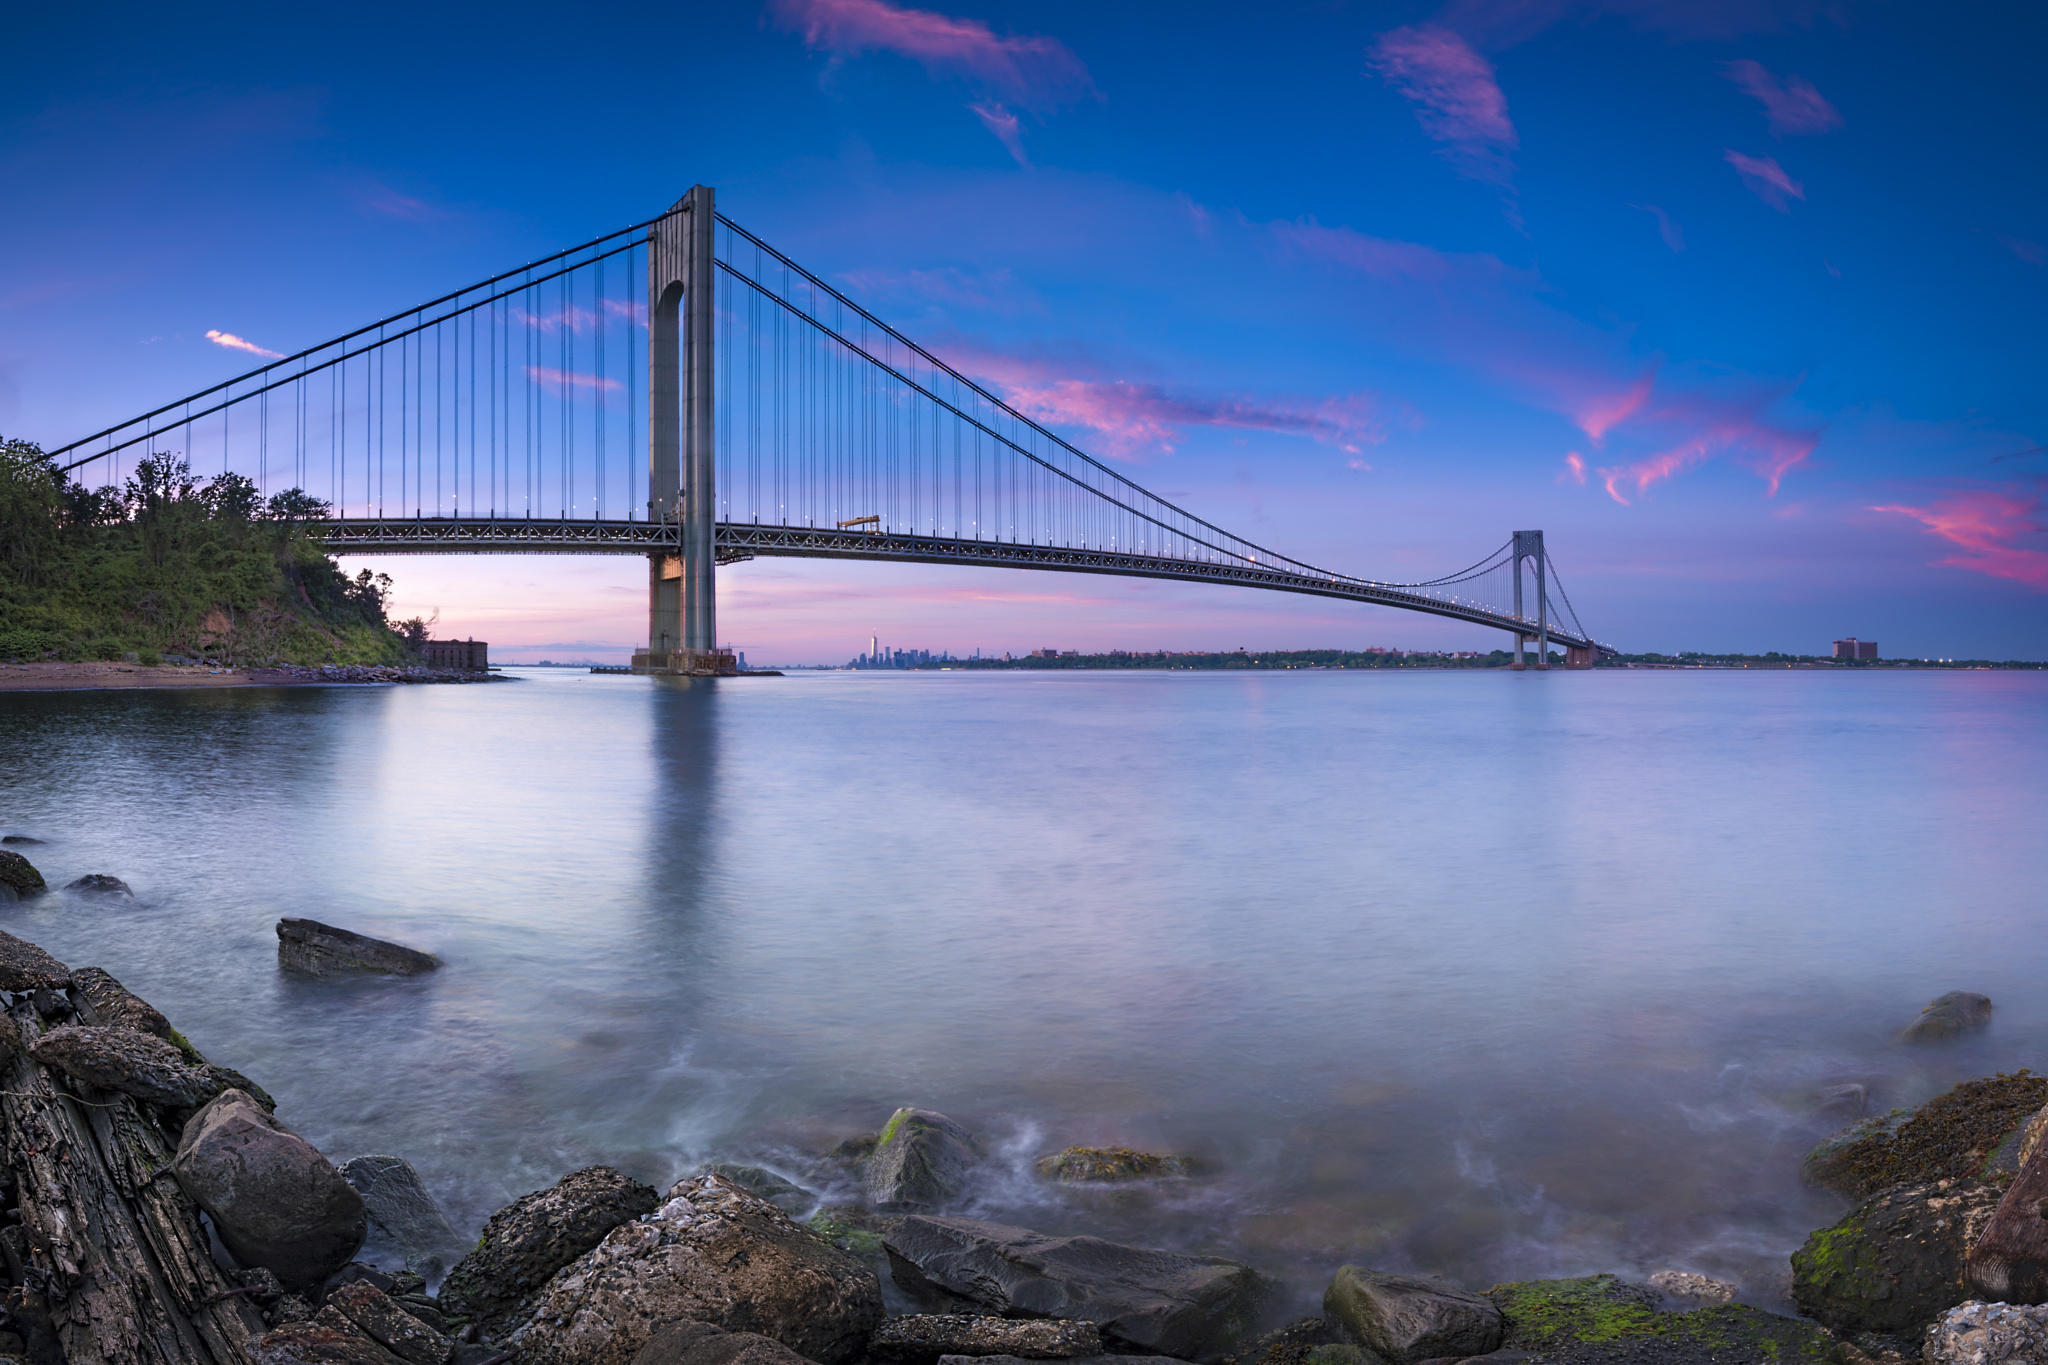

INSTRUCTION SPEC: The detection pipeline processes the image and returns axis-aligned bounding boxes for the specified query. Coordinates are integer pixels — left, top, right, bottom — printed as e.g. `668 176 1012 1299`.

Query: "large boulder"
1902 993 1994 1044
867 1108 983 1209
507 1173 882 1365
1801 1073 2048 1201
1923 1301 2048 1365
0 851 46 899
171 1089 367 1290
1790 1179 2003 1335
438 1164 660 1339
29 1023 220 1108
73 966 174 1037
884 1215 1268 1359
0 930 69 991
632 1322 815 1365
870 1313 1104 1363
1036 1148 1190 1183
277 919 440 978
340 1155 466 1281
1323 1268 1501 1364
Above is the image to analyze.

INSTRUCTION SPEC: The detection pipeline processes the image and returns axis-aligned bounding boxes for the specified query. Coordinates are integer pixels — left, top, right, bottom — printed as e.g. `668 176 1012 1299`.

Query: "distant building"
1833 637 1879 660
422 638 488 670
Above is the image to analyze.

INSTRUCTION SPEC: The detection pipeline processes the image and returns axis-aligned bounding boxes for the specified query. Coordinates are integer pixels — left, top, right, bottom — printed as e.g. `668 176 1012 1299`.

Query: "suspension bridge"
47 186 1611 673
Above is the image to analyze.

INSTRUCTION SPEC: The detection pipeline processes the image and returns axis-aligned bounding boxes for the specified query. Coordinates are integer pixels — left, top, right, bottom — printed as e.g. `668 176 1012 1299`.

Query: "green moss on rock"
0 851 46 898
1488 1275 1661 1346
1801 1073 2047 1200
1035 1146 1191 1182
1790 1178 2002 1337
1487 1278 1839 1364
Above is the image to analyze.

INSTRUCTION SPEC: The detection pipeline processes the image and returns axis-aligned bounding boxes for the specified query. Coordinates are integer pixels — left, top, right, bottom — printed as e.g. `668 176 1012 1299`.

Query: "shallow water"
2 668 2044 1315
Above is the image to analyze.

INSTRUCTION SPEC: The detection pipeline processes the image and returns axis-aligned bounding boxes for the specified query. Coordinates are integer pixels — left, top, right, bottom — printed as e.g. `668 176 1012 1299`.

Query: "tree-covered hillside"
0 437 421 666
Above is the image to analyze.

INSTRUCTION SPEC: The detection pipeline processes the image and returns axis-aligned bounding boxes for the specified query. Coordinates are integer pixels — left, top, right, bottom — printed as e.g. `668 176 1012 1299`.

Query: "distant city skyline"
6 2 2045 658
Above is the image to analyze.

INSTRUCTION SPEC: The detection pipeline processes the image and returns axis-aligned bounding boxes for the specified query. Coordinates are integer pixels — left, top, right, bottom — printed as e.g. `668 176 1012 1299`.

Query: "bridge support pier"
1510 530 1550 670
634 185 733 677
1565 644 1597 669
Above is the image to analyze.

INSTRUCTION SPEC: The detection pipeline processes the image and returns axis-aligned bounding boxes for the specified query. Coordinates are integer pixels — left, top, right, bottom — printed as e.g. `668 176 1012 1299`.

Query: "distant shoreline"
0 661 504 693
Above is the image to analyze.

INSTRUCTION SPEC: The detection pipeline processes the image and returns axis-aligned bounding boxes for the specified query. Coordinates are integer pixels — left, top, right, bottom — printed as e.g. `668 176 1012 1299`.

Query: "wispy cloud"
1561 451 1587 484
1369 25 1518 189
363 186 442 222
839 264 1034 315
1724 149 1804 211
1595 394 1818 502
526 365 621 394
1724 59 1842 135
1575 371 1656 444
1874 487 2048 591
1630 203 1685 252
1995 233 2046 266
768 0 1094 108
205 329 283 360
970 101 1029 166
1270 216 1504 283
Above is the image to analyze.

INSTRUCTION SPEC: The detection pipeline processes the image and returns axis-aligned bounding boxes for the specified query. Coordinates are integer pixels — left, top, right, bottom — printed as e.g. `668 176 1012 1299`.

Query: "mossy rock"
1790 1178 2002 1336
806 1204 898 1265
1035 1146 1191 1182
1487 1275 1661 1348
1487 1278 1839 1364
0 851 47 898
1800 1073 2047 1200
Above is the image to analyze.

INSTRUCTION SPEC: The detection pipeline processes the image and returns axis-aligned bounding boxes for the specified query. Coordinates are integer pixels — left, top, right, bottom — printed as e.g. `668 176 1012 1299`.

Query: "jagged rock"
1646 1270 1736 1306
508 1173 882 1365
1801 1074 2048 1201
703 1162 812 1214
248 1320 406 1365
868 1108 984 1209
64 874 130 896
438 1164 659 1338
72 965 173 1036
1922 1301 2048 1365
0 851 45 898
1791 1179 2003 1335
884 1214 1269 1359
1323 1268 1502 1364
28 1023 220 1107
171 1088 367 1290
1966 1140 2048 1303
0 1015 22 1058
1036 1148 1190 1183
633 1322 817 1365
340 1155 465 1280
870 1313 1104 1362
277 918 440 978
0 930 68 991
1903 993 1994 1044
271 1296 318 1327
322 1281 452 1365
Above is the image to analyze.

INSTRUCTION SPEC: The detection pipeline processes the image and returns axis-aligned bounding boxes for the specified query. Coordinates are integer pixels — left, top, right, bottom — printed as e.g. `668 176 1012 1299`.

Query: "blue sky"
5 0 2046 661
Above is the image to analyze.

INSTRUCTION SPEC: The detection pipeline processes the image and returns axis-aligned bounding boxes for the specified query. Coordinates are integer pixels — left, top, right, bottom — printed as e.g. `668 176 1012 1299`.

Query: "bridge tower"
1510 529 1549 670
634 186 732 675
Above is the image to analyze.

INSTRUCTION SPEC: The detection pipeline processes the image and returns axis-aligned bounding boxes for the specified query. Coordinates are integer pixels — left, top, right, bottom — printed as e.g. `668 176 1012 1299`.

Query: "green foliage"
0 437 413 666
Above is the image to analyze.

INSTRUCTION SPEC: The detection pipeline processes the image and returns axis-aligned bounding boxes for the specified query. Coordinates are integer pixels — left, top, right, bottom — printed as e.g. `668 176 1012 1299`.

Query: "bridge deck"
315 516 1604 652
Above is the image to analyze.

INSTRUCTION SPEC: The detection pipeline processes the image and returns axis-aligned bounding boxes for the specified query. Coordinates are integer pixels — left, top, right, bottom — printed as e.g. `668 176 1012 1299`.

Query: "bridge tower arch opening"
635 185 732 675
1510 529 1549 671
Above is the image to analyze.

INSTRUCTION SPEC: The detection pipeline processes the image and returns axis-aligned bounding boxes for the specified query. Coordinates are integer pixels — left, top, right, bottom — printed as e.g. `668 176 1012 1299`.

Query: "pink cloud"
1874 488 2048 591
951 346 1384 459
1724 59 1842 135
1561 451 1587 484
1575 371 1656 444
1995 233 2046 266
1724 149 1804 211
768 0 1094 107
1270 217 1494 282
205 329 283 360
970 101 1029 167
1630 203 1684 252
1369 25 1517 187
1597 398 1818 499
526 366 621 394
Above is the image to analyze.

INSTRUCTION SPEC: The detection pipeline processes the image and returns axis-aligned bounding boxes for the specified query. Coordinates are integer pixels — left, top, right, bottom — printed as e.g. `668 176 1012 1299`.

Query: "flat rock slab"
341 1154 465 1280
0 929 69 991
73 966 173 1036
278 918 440 977
249 1322 405 1365
871 1314 1104 1361
29 1023 220 1108
322 1281 452 1365
1325 1268 1503 1364
884 1215 1268 1359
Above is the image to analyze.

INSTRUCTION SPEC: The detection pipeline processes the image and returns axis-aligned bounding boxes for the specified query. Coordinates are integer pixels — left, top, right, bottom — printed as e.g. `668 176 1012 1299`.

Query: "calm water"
2 669 2044 1315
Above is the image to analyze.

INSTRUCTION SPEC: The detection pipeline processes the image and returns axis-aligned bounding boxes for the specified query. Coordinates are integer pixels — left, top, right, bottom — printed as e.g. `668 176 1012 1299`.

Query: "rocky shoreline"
0 662 507 693
0 871 2039 1365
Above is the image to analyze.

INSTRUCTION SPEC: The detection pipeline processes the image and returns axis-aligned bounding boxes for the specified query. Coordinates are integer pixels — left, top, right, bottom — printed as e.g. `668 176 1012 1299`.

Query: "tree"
264 488 331 524
0 437 64 583
201 472 261 521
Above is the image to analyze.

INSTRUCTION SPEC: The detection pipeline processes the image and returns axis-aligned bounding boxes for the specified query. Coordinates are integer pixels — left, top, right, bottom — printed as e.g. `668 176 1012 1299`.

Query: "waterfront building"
422 638 488 670
1833 638 1879 660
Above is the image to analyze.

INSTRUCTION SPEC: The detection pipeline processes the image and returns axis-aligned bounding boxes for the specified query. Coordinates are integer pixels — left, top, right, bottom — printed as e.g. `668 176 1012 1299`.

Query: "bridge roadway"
314 515 1605 654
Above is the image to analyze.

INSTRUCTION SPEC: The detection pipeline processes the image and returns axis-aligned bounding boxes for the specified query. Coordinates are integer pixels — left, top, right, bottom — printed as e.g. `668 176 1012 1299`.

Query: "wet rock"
632 1322 816 1365
1903 993 1994 1044
1816 1083 1871 1124
942 1358 1203 1365
1801 1074 2048 1201
0 835 44 846
28 1023 220 1108
63 874 130 896
507 1172 882 1365
339 1155 465 1281
250 1320 405 1365
870 1313 1105 1362
1485 1276 1659 1349
1790 1178 2002 1335
1324 1269 1502 1365
0 930 68 991
171 1088 367 1290
1922 1301 2048 1365
884 1214 1269 1359
277 919 440 978
702 1162 812 1214
437 1164 659 1339
809 1204 900 1267
72 966 173 1036
1218 1320 1350 1365
0 851 46 898
1645 1270 1736 1306
1487 1278 1835 1365
868 1107 984 1209
1036 1148 1191 1183
322 1281 452 1365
